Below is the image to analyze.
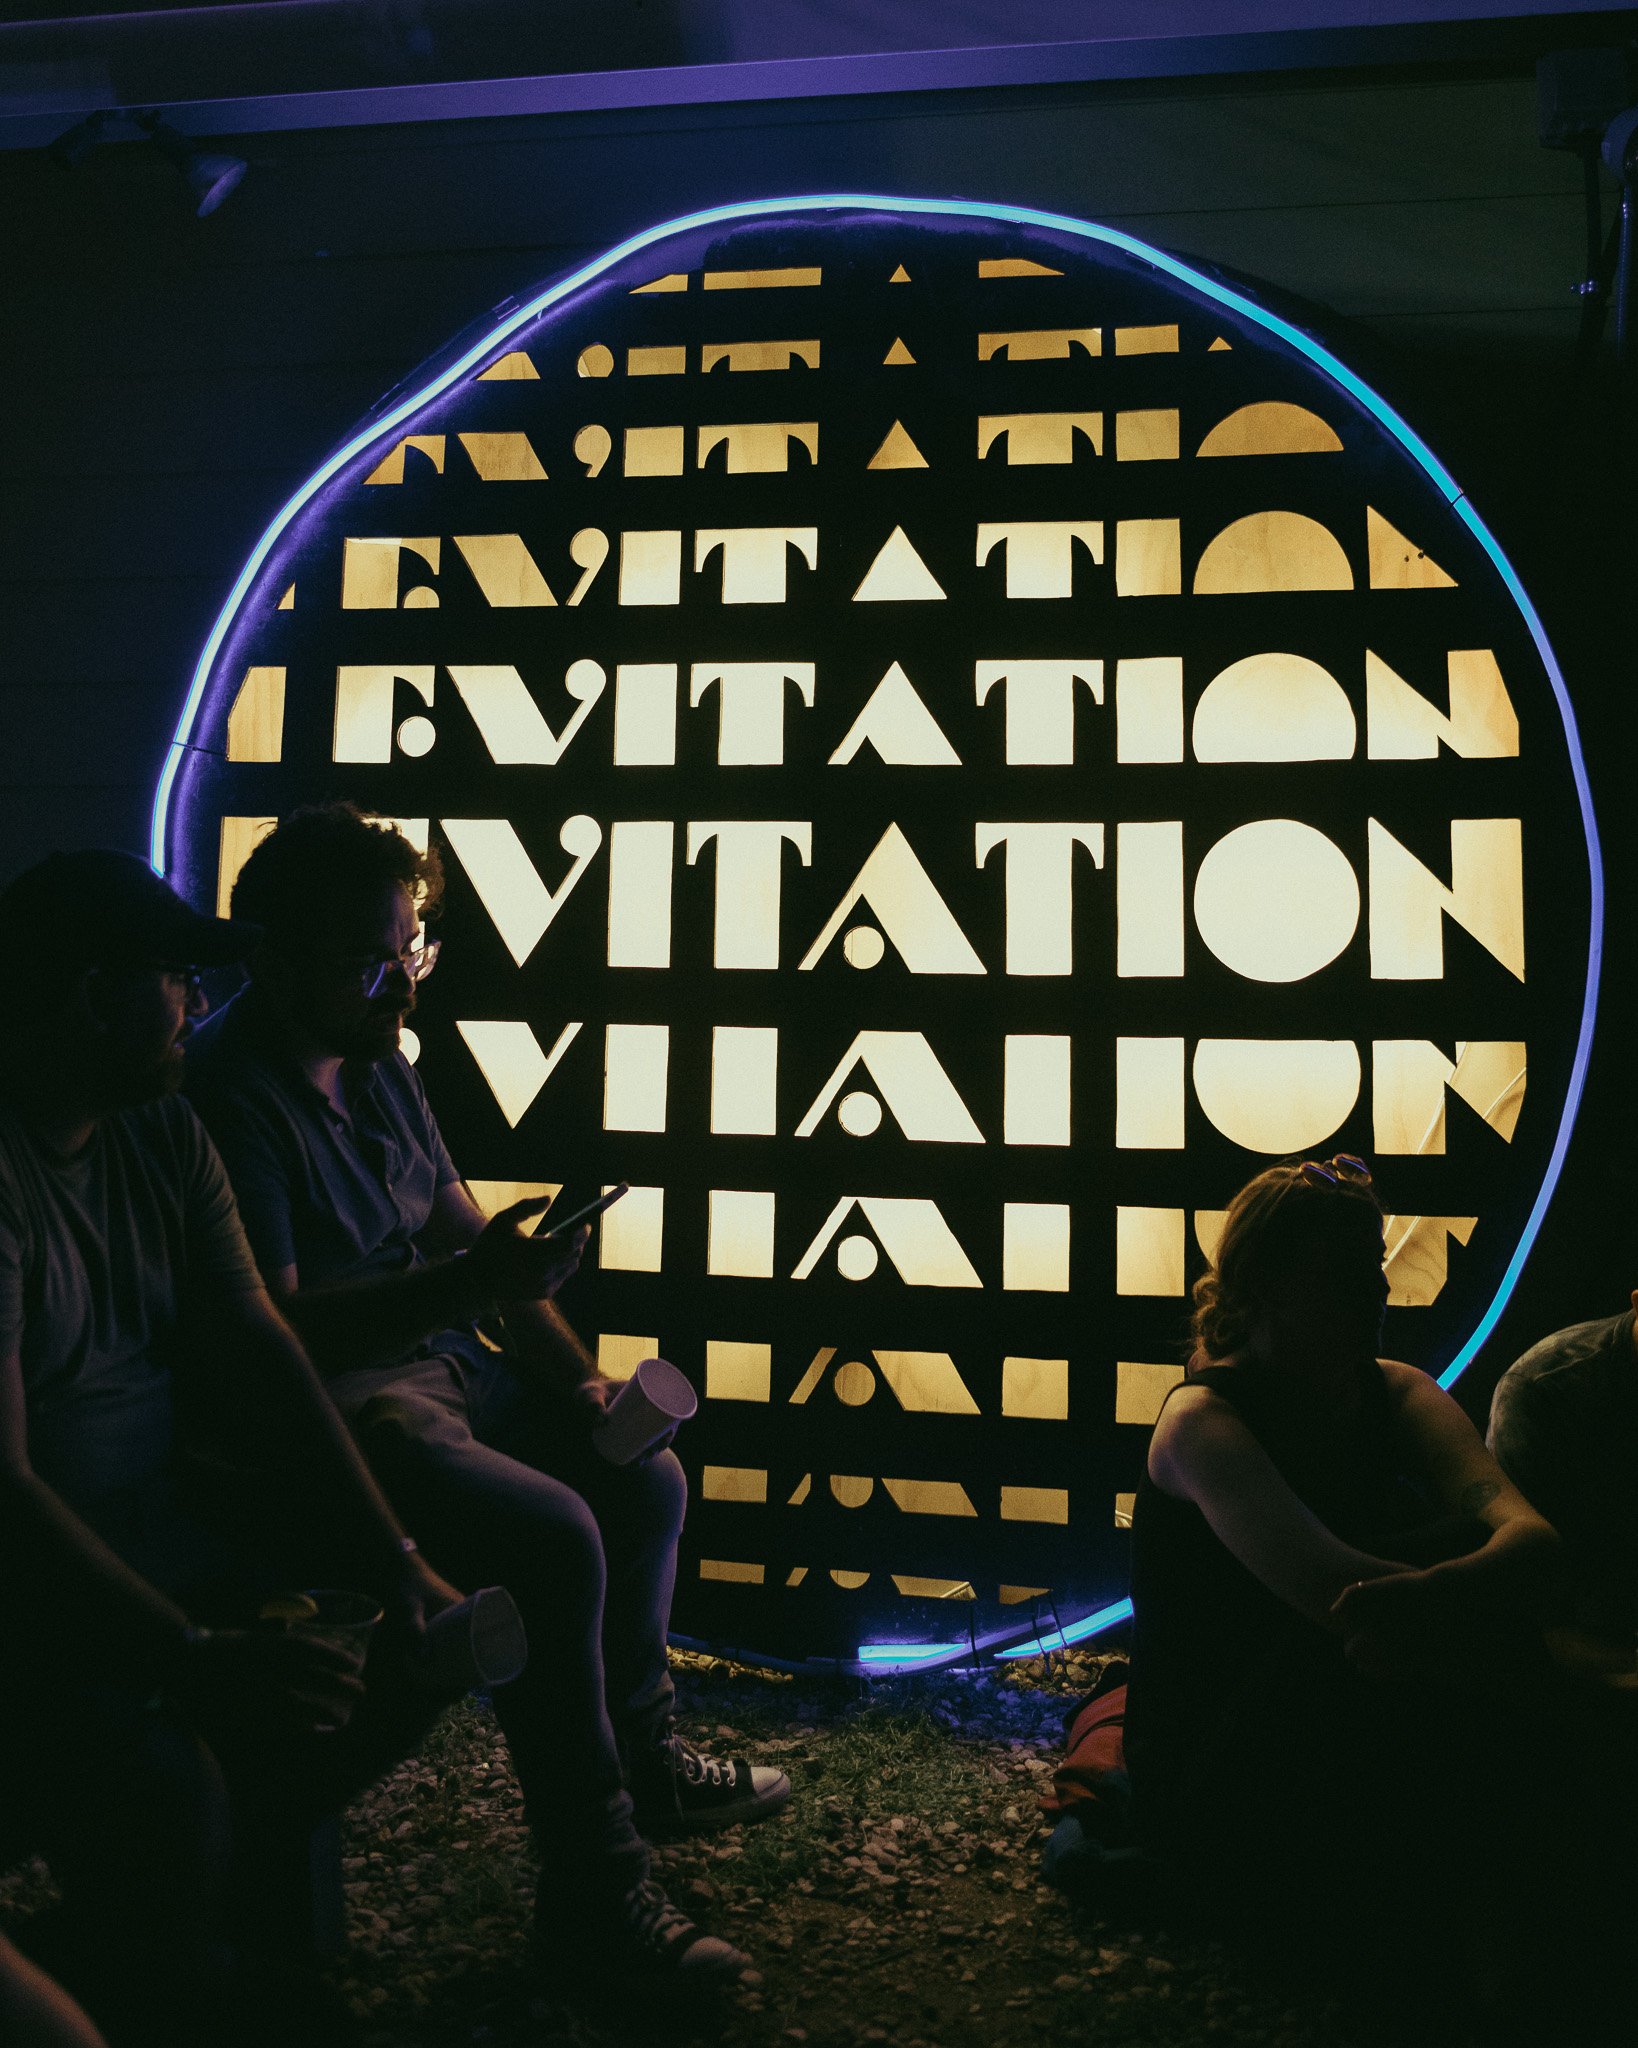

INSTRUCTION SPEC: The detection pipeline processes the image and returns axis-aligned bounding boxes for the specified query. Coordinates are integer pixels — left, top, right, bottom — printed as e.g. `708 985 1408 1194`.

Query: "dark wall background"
1 58 1630 1419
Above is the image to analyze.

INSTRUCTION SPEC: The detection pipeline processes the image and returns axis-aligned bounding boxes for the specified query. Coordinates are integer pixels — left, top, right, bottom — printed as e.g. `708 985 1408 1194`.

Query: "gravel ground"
314 1650 1422 2048
2 1651 1448 2047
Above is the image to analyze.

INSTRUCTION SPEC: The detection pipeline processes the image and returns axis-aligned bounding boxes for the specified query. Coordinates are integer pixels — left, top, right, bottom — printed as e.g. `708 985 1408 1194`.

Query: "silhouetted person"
0 1935 107 2048
1489 1295 1637 1646
1124 1155 1562 2027
1486 1296 1638 2029
0 849 463 2045
186 805 786 2001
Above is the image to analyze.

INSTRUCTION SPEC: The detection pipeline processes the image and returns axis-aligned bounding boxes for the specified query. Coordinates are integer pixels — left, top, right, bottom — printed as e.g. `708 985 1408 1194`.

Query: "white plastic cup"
592 1357 698 1466
419 1586 529 1694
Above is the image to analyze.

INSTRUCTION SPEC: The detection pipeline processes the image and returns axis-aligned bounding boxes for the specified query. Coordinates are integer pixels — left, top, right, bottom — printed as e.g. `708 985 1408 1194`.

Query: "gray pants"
336 1350 685 1913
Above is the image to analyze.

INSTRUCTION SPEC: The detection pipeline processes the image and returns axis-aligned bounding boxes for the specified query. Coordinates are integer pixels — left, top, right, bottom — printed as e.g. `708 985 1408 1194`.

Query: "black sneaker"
541 1876 755 2001
629 1723 792 1838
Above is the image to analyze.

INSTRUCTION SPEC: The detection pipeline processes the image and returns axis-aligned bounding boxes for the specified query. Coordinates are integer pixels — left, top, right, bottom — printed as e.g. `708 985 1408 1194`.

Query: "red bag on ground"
1041 1661 1129 1826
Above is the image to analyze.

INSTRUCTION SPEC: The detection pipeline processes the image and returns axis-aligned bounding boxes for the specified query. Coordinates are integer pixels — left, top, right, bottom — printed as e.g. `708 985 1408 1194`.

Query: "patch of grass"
3 1657 1453 2048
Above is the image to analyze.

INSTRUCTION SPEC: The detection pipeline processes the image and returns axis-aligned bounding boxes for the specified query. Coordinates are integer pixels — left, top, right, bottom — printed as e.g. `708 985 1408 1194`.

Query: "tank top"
1122 1356 1440 1853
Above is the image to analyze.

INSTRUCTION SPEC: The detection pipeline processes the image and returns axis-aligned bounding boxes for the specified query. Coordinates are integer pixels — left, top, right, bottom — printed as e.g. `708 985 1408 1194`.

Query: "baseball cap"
0 850 262 967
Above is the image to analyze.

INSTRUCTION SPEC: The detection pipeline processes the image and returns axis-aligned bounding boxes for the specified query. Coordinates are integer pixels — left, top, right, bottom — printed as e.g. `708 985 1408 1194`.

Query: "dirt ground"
6 1645 1627 2045
313 1652 1434 2048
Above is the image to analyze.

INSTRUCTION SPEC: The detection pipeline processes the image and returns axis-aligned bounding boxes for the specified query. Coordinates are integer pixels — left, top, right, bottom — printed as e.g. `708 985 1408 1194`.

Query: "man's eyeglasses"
1298 1153 1372 1190
354 937 441 1001
155 964 205 1001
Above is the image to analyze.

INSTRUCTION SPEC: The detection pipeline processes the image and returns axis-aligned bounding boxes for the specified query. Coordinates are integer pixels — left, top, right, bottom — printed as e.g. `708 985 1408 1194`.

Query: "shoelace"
626 1878 697 1952
667 1731 737 1791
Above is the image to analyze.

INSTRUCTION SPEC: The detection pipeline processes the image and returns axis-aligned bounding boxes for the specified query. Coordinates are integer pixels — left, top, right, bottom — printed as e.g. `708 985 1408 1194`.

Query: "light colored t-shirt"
1488 1311 1638 1637
0 1094 263 1516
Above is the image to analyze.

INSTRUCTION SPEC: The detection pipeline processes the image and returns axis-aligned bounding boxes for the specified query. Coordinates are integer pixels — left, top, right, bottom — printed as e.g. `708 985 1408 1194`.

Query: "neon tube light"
995 1598 1135 1660
856 1641 968 1666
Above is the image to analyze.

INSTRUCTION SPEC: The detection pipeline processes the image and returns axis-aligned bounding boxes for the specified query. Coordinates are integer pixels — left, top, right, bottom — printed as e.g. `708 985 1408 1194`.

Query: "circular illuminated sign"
159 197 1600 1667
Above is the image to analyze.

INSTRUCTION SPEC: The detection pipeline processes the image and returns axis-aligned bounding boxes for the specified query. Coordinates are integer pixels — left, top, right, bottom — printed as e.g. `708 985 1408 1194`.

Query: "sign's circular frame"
153 194 1603 1672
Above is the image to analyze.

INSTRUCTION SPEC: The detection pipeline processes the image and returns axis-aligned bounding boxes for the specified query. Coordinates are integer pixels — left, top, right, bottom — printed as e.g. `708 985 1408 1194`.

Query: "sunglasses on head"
1298 1153 1372 1190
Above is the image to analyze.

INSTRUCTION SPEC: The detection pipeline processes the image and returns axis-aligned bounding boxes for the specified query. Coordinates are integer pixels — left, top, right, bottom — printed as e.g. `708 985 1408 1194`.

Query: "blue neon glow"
1432 494 1605 1389
856 1641 967 1666
160 193 1601 1669
996 1598 1135 1660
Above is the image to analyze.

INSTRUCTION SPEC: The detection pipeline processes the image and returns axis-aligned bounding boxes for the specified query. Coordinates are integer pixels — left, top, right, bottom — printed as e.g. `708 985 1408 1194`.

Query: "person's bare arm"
184 1282 461 1620
1148 1385 1415 1629
0 1335 192 1669
1 1332 381 1728
0 1931 107 2048
1333 1362 1560 1626
267 1188 587 1378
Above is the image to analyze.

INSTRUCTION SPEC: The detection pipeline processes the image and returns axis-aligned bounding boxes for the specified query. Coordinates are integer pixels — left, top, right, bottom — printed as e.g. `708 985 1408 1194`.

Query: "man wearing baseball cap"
0 849 463 2044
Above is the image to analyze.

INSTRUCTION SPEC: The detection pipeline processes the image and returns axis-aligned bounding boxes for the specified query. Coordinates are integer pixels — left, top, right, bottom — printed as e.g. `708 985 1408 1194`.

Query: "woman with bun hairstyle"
1123 1155 1560 1983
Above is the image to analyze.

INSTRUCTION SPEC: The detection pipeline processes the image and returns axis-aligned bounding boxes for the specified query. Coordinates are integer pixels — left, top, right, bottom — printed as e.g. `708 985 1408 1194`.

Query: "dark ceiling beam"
1 1 1632 149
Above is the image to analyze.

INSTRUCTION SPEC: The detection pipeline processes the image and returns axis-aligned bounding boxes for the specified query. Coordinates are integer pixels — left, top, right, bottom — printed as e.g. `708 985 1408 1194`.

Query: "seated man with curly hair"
186 805 788 2000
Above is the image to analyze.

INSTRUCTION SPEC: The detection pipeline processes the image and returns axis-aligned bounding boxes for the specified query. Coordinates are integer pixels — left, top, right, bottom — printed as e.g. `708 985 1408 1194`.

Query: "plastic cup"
260 1588 383 1735
288 1588 385 1674
419 1586 529 1694
592 1357 698 1466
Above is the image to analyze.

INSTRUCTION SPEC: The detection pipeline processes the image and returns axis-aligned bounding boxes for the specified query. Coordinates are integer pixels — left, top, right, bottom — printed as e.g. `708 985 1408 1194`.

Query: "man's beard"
97 1039 188 1109
333 999 412 1062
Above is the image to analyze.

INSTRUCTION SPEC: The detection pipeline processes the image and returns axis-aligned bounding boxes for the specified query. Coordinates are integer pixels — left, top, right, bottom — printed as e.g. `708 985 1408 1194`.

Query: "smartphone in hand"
539 1182 630 1240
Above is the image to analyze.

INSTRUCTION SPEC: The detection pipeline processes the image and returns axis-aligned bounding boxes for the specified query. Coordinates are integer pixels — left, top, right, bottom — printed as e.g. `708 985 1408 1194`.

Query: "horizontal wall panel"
0 474 304 583
1104 191 1589 322
3 245 592 381
2 76 1579 276
0 367 403 482
0 577 221 685
0 787 153 881
0 683 179 783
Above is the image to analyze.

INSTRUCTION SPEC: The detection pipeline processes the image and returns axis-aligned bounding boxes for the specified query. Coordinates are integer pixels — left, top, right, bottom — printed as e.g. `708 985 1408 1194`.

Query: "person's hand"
561 1374 614 1428
169 1626 367 1738
384 1553 465 1642
464 1198 590 1306
1330 1570 1446 1676
1330 1569 1434 1629
556 1373 675 1459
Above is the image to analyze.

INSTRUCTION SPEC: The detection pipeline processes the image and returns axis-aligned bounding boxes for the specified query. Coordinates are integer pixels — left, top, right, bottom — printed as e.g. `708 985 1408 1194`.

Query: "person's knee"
110 1720 231 1879
509 1484 609 1610
628 1446 687 1541
41 1711 230 1946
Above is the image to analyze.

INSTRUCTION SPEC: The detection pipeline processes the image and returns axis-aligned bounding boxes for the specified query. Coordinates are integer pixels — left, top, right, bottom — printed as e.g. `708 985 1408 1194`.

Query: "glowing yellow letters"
606 821 675 968
442 815 603 967
697 422 818 472
603 1023 669 1132
687 822 812 968
695 527 818 603
795 1032 984 1144
792 1197 982 1289
690 662 815 764
1193 820 1359 982
1372 1040 1526 1154
1192 1039 1361 1153
976 414 1102 464
1365 649 1518 759
975 660 1103 765
829 664 960 766
1367 820 1525 980
975 824 1104 975
800 826 985 975
977 521 1103 599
